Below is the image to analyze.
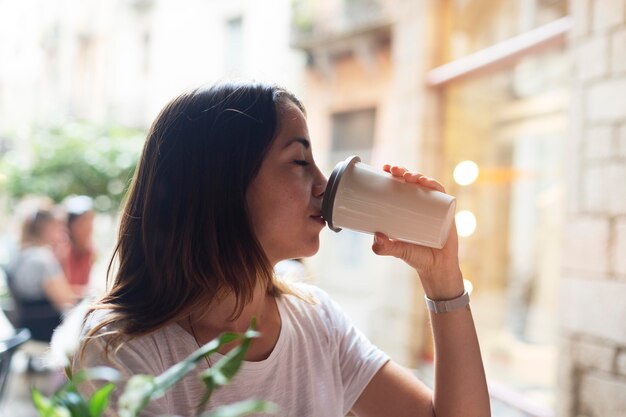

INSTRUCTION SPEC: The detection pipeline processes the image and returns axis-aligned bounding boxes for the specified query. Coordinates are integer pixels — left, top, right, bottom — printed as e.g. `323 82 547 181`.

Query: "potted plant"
34 312 277 417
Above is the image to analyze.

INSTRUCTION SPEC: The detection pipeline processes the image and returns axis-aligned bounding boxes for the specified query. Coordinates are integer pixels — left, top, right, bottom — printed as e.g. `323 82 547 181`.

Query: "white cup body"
323 156 456 249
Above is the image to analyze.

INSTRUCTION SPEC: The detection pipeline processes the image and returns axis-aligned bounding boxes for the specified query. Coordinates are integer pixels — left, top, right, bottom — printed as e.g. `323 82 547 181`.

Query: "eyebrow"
284 138 310 149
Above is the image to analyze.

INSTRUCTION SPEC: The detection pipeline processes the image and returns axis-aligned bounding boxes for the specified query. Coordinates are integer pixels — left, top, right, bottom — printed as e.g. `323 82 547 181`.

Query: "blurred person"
6 209 78 343
72 81 490 417
59 196 95 296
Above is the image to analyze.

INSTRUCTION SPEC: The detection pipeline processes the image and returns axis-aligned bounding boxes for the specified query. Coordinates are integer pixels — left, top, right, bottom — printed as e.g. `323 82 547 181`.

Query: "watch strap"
424 289 470 314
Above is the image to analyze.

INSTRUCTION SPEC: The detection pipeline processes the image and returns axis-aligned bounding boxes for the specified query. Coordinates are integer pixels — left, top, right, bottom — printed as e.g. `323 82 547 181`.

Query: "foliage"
291 0 313 33
0 122 145 212
32 321 278 417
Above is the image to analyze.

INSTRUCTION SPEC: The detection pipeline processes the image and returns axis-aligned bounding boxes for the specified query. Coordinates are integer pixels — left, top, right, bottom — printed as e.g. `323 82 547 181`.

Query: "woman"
8 209 77 342
75 81 490 416
60 195 95 296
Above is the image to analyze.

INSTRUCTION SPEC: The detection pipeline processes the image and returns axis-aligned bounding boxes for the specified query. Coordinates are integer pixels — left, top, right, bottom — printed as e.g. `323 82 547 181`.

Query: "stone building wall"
559 0 626 416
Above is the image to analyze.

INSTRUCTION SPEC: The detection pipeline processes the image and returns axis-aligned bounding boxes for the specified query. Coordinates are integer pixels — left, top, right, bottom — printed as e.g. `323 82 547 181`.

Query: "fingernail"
374 235 382 245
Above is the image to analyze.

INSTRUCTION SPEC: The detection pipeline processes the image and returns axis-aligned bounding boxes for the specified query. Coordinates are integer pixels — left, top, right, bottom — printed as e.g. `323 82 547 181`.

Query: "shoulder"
75 309 171 376
8 246 61 281
81 309 167 353
279 282 349 333
23 247 62 273
81 308 115 336
79 309 160 358
281 282 336 313
25 246 57 262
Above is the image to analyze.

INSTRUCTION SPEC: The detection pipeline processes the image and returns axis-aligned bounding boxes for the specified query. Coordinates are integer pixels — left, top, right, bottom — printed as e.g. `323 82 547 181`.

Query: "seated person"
6 209 77 343
60 196 95 296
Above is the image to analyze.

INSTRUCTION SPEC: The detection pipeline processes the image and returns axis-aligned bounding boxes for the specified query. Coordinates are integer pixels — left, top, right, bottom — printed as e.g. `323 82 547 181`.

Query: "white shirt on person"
74 283 390 417
8 246 63 300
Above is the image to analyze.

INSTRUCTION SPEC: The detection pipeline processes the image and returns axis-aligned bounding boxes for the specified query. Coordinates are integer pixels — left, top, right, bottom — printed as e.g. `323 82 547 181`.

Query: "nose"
313 167 328 199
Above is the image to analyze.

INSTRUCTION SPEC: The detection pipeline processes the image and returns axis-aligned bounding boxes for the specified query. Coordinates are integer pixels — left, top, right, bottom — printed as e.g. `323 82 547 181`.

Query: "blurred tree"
0 122 145 212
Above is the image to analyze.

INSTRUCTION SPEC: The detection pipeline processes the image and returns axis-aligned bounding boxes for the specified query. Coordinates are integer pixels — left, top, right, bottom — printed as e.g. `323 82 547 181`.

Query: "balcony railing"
291 0 392 49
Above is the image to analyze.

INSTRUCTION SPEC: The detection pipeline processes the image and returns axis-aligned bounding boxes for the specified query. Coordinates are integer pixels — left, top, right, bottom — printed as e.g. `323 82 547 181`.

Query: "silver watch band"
424 290 470 314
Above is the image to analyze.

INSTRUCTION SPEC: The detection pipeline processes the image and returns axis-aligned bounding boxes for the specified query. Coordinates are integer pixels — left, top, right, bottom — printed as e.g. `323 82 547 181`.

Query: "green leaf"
89 383 116 417
118 329 258 417
55 390 92 417
32 389 70 417
72 366 121 386
196 325 260 414
199 399 279 417
32 388 72 417
200 328 260 391
118 375 157 417
151 332 242 398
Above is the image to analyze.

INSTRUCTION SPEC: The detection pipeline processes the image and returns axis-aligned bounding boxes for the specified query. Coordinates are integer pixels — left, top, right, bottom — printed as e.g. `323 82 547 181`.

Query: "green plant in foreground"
32 320 278 417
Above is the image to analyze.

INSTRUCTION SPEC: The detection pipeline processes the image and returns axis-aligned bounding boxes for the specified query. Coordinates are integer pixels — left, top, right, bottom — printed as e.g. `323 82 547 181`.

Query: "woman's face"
41 218 65 247
246 100 327 265
70 211 94 249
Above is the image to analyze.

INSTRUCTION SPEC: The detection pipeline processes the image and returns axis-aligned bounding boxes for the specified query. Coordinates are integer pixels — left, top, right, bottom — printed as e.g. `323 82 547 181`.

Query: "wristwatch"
424 289 470 314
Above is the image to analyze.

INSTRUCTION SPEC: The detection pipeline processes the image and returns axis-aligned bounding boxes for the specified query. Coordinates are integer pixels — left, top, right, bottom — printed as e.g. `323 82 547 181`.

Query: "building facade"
293 0 626 415
558 0 626 416
1 0 625 415
0 0 304 134
292 0 436 365
0 0 306 277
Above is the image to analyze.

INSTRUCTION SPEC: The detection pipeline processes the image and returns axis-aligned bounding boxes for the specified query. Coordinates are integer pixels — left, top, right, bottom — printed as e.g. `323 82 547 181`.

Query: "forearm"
427 285 490 417
44 276 79 311
370 165 490 416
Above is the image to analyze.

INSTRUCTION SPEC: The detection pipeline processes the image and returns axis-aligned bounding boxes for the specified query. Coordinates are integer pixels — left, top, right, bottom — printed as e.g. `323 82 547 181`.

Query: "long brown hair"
84 81 305 349
21 209 57 247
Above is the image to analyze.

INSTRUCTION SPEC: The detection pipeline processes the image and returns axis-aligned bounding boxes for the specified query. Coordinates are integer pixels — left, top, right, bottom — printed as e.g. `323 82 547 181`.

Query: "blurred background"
0 0 624 416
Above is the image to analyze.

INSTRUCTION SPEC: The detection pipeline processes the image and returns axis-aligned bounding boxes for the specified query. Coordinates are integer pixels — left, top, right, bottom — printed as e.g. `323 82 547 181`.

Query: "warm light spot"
453 160 479 186
456 210 477 237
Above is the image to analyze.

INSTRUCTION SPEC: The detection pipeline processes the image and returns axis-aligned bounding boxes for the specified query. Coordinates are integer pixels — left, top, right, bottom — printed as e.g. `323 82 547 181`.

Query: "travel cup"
322 156 456 249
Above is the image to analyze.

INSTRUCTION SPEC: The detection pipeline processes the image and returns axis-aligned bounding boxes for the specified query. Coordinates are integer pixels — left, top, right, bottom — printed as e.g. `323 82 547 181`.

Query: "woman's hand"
371 165 464 300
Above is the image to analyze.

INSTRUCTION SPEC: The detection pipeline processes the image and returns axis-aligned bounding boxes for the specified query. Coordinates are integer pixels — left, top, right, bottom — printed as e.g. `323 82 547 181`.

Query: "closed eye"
293 160 310 166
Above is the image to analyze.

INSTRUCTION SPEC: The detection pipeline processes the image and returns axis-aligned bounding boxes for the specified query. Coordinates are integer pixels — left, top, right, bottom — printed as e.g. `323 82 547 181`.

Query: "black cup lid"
322 155 361 232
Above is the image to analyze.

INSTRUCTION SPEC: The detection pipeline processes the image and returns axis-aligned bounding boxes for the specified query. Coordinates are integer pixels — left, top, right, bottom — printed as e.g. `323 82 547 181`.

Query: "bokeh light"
453 160 479 186
455 210 477 237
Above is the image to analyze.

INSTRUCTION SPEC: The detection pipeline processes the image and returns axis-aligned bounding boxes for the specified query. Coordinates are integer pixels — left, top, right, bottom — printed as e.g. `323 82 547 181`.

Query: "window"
224 16 243 74
330 108 376 163
433 0 570 411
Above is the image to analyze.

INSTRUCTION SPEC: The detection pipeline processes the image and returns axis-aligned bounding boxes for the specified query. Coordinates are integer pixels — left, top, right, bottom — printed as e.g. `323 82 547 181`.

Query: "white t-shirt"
8 246 63 300
75 284 390 417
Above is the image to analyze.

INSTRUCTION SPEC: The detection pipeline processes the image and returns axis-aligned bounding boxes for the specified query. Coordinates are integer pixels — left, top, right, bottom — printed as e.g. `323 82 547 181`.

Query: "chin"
303 244 320 258
285 240 320 260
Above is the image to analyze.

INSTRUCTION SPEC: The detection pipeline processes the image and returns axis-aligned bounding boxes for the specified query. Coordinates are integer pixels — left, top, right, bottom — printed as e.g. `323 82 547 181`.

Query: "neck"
72 241 90 253
189 282 272 337
182 281 283 360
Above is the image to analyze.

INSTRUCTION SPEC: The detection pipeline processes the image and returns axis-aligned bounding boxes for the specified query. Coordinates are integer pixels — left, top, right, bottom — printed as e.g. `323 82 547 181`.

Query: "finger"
416 175 446 193
383 164 392 173
403 172 423 183
403 172 446 192
389 166 407 177
371 232 394 256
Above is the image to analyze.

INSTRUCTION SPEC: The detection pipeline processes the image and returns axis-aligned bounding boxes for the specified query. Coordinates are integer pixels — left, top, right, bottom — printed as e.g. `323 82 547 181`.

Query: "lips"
310 213 326 225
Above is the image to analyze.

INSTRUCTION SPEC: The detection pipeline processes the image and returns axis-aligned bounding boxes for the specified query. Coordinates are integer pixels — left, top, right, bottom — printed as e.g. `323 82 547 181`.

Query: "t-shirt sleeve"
312 287 390 414
10 248 64 300
38 249 63 281
73 333 170 417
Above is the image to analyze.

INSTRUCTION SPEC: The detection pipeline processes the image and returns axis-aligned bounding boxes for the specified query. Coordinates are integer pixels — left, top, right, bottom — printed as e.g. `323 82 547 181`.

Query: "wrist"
424 287 470 313
419 267 464 300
